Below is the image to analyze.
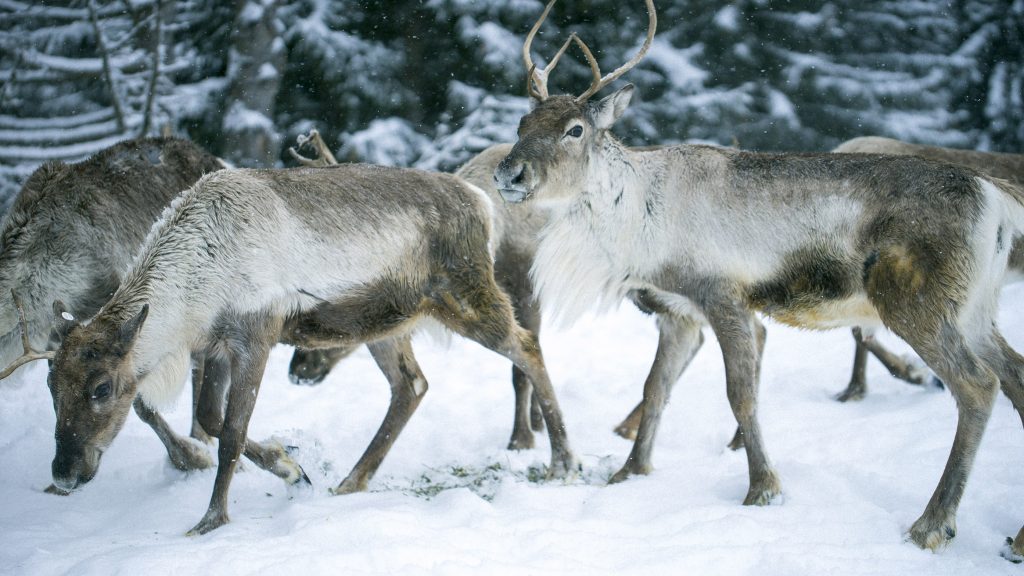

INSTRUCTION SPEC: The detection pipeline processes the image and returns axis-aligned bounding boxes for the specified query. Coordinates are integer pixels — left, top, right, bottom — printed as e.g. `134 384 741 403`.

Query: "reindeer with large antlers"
495 0 1024 558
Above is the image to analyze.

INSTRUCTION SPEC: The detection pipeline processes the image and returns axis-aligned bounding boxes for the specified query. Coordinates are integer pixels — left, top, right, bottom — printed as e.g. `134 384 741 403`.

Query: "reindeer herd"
2 0 1024 562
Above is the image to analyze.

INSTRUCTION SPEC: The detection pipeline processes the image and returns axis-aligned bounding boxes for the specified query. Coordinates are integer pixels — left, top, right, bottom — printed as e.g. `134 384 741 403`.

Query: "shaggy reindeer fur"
830 136 1024 402
495 86 1024 555
0 138 223 471
46 163 576 535
287 144 719 459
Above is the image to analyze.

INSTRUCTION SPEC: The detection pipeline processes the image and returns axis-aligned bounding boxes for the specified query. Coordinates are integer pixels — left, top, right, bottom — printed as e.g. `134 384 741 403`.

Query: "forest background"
0 0 1021 210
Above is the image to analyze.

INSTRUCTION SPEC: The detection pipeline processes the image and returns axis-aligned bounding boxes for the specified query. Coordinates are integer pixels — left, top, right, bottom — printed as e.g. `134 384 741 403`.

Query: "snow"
714 6 740 32
224 101 275 131
645 39 707 92
2 282 1024 574
339 117 432 167
458 17 521 70
0 130 140 163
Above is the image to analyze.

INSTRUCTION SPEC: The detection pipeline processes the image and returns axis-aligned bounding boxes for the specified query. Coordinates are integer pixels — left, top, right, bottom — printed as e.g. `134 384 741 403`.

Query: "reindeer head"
47 303 148 491
493 0 655 204
495 89 635 203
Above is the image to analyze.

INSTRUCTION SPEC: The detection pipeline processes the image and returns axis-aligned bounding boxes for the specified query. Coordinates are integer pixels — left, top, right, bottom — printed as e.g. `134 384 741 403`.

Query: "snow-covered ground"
2 285 1023 575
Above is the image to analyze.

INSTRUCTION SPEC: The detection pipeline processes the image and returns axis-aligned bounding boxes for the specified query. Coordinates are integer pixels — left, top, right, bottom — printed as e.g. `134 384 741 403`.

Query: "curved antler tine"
0 289 56 381
575 0 657 102
529 33 576 101
288 128 338 167
546 33 576 76
526 64 545 101
523 0 558 100
571 34 602 87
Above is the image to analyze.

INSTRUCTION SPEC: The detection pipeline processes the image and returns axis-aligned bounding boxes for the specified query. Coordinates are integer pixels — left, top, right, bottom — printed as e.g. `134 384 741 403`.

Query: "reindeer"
0 138 225 474
286 131 723 460
830 137 1024 402
44 161 577 535
494 0 1024 557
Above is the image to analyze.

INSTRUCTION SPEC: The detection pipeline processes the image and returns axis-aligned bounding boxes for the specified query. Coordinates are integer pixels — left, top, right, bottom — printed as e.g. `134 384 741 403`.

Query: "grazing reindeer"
0 138 224 472
46 162 577 535
494 0 1024 556
287 131 720 459
831 137 1024 402
286 133 547 444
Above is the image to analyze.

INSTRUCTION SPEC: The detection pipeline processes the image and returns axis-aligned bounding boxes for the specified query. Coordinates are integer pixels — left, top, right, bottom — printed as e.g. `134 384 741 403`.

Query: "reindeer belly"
745 248 880 330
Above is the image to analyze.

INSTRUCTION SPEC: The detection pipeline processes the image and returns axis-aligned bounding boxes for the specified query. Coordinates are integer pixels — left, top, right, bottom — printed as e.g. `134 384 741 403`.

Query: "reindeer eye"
92 381 112 400
565 125 583 138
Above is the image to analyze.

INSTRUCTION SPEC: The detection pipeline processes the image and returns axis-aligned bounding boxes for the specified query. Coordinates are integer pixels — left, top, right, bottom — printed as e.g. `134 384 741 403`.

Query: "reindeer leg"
332 334 427 495
509 294 543 449
836 327 870 402
862 335 939 388
975 333 1024 561
188 318 279 536
195 348 308 487
614 289 704 436
488 322 576 479
496 249 545 449
610 312 704 482
614 296 706 442
726 317 766 452
189 352 214 443
900 329 997 550
133 398 213 471
706 300 780 505
438 275 577 479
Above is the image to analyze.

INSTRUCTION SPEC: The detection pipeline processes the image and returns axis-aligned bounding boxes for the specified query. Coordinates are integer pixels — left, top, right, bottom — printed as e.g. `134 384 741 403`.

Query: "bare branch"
0 289 56 381
140 0 163 137
87 0 126 133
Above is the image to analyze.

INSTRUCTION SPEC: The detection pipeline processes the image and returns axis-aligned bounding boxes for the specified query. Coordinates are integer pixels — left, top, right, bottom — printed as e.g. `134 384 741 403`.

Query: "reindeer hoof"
609 461 651 484
901 354 933 385
743 470 782 506
835 384 866 403
330 477 367 495
1002 537 1024 563
167 439 215 471
907 513 956 550
507 432 535 451
43 483 71 496
546 451 581 481
186 510 229 536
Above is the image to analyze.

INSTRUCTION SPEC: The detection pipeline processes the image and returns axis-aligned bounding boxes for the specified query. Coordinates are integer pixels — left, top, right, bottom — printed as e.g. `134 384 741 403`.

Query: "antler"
287 129 338 167
573 0 657 102
523 0 581 100
0 290 56 380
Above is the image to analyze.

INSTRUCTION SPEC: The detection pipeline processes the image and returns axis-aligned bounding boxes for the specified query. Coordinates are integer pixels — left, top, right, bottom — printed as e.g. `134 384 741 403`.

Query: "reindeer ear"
52 300 78 342
117 305 148 351
591 84 634 130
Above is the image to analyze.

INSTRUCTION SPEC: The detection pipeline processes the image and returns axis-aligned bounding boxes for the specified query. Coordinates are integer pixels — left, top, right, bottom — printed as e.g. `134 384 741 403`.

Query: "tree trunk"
220 0 287 167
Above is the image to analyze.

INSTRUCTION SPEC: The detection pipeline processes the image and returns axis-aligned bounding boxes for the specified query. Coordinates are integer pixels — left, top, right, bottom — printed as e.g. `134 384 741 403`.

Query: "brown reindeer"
43 161 577 535
0 138 224 473
831 137 1024 402
494 0 1024 557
